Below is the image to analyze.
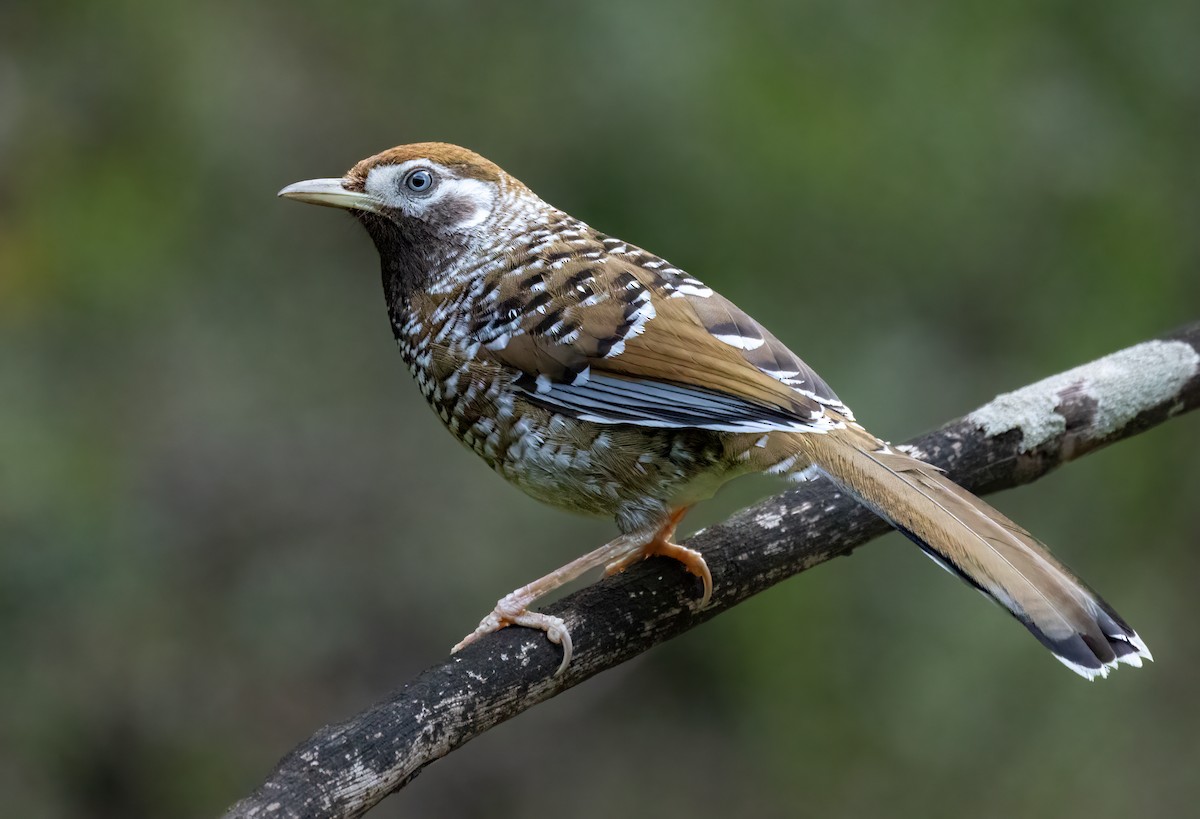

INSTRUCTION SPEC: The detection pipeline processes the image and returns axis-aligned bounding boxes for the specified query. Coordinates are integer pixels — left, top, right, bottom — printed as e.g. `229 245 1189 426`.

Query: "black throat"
354 212 469 318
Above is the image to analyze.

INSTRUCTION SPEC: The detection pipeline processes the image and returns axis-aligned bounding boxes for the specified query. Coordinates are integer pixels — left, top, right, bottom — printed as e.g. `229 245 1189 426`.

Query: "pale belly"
443 388 741 531
404 343 799 532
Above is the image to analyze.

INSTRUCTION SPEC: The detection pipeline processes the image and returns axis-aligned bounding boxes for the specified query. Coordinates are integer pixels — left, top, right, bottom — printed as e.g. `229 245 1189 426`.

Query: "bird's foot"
449 513 704 676
451 591 573 675
603 507 712 608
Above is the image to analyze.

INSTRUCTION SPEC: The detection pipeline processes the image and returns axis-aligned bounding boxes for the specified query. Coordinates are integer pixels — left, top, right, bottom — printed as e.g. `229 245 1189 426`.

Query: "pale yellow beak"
277 178 384 213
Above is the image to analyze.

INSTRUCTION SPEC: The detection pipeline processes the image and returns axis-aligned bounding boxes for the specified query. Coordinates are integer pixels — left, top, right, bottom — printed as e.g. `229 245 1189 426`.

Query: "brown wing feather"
679 289 844 408
475 233 840 427
604 294 822 416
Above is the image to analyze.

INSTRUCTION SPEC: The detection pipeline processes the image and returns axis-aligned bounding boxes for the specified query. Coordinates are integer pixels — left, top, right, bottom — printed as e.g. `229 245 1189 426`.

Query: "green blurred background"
2 2 1198 817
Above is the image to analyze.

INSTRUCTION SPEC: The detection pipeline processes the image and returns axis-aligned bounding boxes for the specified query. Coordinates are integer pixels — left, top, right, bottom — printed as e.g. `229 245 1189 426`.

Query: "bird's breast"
389 300 740 519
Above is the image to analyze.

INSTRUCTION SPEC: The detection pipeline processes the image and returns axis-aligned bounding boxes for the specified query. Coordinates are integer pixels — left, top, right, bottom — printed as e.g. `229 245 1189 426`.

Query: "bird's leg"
451 531 651 675
602 506 712 608
451 509 712 674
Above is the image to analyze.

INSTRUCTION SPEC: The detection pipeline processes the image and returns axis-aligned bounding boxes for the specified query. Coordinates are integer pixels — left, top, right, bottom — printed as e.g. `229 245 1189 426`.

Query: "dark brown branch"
225 322 1200 819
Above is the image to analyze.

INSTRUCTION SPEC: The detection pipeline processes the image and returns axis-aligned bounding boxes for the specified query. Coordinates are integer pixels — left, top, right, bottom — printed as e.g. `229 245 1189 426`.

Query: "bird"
278 142 1151 680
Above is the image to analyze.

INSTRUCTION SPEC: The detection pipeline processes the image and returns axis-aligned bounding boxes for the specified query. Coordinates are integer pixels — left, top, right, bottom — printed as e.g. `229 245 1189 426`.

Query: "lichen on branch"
226 321 1200 819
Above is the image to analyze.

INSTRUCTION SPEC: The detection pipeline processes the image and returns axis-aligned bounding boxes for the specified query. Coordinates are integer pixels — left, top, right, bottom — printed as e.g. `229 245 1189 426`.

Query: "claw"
450 598 573 675
601 507 712 608
652 541 713 608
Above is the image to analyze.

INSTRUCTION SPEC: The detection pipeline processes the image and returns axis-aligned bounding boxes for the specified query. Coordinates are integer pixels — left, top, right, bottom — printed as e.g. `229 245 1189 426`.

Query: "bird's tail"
798 427 1151 679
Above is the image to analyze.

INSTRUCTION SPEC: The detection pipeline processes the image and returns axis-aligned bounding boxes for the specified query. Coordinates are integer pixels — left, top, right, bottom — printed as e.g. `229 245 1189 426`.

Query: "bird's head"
279 143 519 290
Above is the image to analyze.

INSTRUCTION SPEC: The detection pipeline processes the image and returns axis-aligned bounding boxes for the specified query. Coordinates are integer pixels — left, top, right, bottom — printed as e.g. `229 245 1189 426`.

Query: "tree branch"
225 322 1200 819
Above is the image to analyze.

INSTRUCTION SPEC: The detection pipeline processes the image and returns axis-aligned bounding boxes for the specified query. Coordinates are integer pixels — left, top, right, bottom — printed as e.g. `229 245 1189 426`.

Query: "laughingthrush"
279 143 1150 679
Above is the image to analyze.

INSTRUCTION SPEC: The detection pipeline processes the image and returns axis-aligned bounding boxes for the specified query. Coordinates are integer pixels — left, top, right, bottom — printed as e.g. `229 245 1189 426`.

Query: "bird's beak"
277 178 384 213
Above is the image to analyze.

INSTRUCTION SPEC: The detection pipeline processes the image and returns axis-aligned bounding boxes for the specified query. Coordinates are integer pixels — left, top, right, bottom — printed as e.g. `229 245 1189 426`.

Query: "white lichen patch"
755 508 785 530
762 540 789 557
515 640 541 667
969 340 1199 452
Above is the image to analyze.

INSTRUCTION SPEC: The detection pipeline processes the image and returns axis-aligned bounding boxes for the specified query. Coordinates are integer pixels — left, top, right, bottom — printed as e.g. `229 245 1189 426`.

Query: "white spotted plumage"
280 142 1151 681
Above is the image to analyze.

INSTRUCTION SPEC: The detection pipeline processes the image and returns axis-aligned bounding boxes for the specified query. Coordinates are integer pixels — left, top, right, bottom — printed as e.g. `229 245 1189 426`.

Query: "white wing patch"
714 333 766 351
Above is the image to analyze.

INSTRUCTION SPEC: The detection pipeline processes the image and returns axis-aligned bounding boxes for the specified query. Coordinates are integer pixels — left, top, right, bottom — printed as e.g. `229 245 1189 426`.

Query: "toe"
696 560 714 608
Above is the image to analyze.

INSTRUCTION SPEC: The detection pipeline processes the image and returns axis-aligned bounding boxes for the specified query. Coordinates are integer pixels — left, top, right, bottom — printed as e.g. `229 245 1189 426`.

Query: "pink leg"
451 531 649 674
452 508 712 675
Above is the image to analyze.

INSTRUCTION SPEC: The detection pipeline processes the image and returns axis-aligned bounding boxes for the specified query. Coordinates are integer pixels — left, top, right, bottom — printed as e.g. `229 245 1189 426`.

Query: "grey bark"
225 321 1200 819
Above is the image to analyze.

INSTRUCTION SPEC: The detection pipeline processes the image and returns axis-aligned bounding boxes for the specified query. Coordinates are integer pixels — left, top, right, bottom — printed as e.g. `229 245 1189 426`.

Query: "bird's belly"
430 382 732 521
495 409 730 517
403 337 746 524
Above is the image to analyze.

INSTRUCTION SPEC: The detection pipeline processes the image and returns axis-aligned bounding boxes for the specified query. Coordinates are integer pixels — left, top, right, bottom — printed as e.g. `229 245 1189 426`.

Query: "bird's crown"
345 142 506 190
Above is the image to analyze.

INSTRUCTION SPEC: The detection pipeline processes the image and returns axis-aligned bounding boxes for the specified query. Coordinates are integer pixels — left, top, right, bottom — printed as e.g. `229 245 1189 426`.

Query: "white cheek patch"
445 177 496 230
363 162 497 231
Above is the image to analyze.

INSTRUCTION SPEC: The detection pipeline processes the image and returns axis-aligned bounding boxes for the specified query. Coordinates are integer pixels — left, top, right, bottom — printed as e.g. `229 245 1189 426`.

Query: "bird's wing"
472 236 850 433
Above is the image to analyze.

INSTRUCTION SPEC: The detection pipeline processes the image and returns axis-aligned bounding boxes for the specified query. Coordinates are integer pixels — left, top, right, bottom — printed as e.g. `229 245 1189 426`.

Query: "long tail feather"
802 429 1151 680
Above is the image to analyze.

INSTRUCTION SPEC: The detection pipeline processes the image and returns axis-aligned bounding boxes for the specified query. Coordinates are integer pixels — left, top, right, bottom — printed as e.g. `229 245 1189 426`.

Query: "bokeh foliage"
2 2 1198 817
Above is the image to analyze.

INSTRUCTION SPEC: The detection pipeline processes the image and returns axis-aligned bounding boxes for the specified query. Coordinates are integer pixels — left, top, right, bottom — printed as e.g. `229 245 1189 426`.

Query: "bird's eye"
403 169 435 195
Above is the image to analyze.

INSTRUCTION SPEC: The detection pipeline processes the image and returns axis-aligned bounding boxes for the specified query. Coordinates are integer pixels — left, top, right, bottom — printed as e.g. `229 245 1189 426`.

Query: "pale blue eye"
403 169 435 194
